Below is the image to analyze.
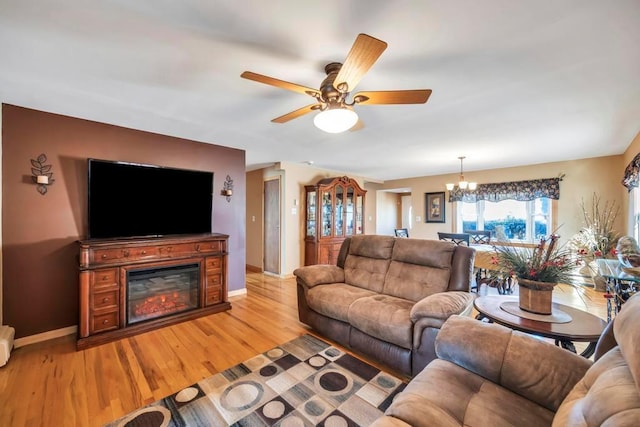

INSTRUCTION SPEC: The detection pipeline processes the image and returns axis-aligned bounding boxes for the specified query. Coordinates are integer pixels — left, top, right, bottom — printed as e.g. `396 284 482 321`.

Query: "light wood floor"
0 272 608 427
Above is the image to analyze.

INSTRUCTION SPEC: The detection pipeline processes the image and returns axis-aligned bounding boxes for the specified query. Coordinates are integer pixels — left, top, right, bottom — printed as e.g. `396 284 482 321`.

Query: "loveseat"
371 292 640 426
293 235 476 377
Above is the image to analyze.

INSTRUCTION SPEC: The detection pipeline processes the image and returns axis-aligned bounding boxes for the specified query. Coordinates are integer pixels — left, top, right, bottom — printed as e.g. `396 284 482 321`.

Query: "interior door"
263 178 281 275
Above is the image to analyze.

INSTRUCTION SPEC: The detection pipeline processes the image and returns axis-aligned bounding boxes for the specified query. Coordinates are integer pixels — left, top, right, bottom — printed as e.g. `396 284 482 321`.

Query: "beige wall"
382 156 624 245
364 182 383 234
376 190 400 235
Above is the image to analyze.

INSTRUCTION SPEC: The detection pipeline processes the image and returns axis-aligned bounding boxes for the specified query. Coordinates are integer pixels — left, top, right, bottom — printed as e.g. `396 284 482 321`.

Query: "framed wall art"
425 191 445 223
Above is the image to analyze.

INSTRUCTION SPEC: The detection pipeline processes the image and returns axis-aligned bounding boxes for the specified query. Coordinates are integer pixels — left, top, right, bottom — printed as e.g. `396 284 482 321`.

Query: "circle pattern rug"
105 334 406 426
500 301 572 323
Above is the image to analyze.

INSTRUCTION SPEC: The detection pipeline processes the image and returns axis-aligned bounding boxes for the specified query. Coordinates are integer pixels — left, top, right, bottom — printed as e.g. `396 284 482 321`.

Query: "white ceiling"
1 0 639 181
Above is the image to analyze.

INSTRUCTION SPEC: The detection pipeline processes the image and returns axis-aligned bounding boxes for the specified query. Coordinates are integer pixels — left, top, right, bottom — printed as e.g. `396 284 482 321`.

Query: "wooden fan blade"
334 34 388 93
352 89 432 105
271 104 321 123
241 71 320 97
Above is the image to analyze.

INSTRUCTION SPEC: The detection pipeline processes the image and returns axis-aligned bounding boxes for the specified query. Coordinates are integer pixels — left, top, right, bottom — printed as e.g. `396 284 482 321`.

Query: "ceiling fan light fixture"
313 106 358 133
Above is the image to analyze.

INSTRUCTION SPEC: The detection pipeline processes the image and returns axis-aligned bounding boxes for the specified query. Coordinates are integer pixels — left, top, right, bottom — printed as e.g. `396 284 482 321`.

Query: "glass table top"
596 259 640 283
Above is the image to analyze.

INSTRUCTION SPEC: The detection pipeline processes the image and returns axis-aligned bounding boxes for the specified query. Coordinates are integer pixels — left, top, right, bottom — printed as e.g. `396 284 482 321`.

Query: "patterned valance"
622 152 640 192
449 177 563 203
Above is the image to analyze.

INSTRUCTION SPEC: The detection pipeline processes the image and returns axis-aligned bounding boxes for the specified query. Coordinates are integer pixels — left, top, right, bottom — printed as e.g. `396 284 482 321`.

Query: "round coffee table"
473 296 608 358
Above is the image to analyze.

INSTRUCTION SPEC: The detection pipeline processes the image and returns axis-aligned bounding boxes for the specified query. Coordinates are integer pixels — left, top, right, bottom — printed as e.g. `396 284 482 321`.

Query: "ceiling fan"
240 33 432 133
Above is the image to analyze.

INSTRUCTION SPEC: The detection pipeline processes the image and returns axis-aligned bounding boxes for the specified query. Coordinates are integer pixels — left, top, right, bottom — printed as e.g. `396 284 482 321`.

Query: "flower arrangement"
569 193 620 260
492 234 576 285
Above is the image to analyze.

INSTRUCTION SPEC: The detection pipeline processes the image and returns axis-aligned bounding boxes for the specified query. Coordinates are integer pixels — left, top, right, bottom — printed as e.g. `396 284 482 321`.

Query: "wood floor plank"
0 271 608 426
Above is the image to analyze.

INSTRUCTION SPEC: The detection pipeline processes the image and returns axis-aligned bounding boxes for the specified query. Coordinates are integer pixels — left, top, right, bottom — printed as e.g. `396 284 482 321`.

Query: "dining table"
470 242 537 294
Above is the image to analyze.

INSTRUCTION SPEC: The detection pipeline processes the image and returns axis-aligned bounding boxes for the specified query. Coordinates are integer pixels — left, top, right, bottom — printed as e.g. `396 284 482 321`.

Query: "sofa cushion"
348 235 396 259
305 283 377 322
384 359 555 427
343 235 395 293
553 348 640 426
344 256 392 293
553 293 640 425
348 294 414 349
383 239 454 300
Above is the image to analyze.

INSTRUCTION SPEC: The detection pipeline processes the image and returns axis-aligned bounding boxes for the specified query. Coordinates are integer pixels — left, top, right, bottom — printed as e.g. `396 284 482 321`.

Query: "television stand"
76 233 230 350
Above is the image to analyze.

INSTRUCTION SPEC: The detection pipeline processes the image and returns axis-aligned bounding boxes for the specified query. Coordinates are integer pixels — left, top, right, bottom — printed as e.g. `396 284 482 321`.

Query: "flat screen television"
88 158 214 239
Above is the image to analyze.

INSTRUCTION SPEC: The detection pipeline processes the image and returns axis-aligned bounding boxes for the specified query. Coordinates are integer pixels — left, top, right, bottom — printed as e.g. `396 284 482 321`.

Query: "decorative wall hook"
30 153 55 195
221 175 233 202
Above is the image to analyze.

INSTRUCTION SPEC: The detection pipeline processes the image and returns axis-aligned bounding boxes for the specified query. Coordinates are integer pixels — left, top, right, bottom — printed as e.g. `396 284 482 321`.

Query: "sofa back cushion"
553 293 640 425
383 239 455 301
343 235 395 293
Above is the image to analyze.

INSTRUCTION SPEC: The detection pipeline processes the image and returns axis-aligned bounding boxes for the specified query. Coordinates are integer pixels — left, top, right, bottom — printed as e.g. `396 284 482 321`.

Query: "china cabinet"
304 176 366 265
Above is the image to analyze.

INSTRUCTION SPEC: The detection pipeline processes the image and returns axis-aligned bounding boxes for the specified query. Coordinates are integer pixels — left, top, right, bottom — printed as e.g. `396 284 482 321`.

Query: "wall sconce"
221 175 233 202
30 153 54 195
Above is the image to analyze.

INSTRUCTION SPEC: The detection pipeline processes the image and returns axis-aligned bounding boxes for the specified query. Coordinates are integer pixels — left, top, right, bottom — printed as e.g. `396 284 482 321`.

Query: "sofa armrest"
410 291 476 322
436 315 592 412
293 265 345 288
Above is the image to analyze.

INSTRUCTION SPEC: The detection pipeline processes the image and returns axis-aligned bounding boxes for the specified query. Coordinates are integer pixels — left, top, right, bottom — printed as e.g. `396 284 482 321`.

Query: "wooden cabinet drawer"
92 289 119 310
91 269 118 289
207 273 222 287
206 257 222 270
197 240 222 253
91 248 125 264
91 312 119 333
206 286 222 305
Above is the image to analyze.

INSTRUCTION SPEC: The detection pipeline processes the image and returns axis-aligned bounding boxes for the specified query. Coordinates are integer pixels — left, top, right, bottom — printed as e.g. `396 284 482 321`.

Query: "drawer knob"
102 297 110 303
141 250 147 255
123 250 130 257
101 254 108 259
196 244 201 251
103 319 109 325
102 275 109 280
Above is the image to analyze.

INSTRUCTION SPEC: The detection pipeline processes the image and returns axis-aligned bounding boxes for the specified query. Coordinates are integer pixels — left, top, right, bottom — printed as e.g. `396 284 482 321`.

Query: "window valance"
622 152 640 192
448 177 562 203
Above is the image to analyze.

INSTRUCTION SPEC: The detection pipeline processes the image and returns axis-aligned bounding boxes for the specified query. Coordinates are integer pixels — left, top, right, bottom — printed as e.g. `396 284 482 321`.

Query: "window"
457 198 551 242
633 188 640 242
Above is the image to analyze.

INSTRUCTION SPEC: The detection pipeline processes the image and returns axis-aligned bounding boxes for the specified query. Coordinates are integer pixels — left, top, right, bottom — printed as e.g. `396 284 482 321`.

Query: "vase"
517 278 557 315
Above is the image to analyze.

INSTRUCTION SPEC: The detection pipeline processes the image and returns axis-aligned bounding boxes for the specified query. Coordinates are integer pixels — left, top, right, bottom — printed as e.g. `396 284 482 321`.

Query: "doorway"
263 178 281 275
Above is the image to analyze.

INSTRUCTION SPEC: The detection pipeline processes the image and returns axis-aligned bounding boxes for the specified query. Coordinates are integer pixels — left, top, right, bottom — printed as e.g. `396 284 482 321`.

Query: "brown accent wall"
2 104 246 338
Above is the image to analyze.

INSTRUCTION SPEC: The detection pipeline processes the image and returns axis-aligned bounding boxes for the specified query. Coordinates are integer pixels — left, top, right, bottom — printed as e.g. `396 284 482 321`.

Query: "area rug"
105 334 406 426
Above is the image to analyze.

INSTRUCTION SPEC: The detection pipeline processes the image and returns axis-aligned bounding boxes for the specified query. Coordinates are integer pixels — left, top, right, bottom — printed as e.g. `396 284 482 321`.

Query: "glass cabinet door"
335 185 344 236
322 191 332 237
306 190 316 237
346 186 354 235
356 194 364 234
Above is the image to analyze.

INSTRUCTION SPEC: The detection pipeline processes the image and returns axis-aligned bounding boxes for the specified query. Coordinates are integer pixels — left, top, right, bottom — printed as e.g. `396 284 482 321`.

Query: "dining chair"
395 228 409 238
464 229 492 245
437 232 470 246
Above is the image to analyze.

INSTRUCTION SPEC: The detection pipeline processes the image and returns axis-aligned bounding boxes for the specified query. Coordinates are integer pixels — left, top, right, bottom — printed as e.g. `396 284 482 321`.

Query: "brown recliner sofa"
371 292 640 426
293 235 476 377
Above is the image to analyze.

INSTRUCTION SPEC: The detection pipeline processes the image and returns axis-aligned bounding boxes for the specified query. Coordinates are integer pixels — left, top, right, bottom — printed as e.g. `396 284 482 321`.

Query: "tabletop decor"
494 234 576 314
569 193 620 291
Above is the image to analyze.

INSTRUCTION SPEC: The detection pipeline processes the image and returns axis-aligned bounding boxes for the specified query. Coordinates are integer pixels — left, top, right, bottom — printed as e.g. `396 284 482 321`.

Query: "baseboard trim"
229 288 247 298
14 325 77 348
245 264 263 273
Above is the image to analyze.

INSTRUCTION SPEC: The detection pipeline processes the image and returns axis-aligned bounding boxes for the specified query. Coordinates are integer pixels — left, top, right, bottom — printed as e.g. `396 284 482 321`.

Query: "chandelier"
446 156 477 191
